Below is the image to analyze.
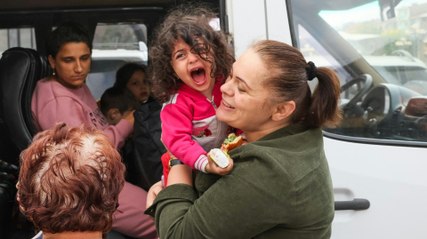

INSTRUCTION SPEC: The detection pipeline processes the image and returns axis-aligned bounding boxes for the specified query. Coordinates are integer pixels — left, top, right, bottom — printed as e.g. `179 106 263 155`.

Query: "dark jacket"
122 97 165 191
146 123 334 239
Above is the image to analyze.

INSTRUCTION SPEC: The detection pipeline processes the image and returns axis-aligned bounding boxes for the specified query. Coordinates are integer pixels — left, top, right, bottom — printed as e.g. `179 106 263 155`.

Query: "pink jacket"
160 79 228 170
31 78 132 149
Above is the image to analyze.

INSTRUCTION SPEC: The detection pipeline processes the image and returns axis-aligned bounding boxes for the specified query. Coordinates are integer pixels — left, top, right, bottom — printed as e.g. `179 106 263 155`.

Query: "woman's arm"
149 163 279 239
145 163 198 237
168 164 193 186
146 164 192 209
36 97 132 148
102 117 132 149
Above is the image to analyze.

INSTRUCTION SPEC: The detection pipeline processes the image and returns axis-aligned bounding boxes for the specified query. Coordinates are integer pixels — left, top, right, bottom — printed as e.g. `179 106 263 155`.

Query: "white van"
0 0 427 238
228 1 427 238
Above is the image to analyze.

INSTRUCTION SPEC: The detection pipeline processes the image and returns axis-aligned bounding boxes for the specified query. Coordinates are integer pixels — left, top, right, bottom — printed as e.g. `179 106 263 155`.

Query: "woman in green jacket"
146 39 341 239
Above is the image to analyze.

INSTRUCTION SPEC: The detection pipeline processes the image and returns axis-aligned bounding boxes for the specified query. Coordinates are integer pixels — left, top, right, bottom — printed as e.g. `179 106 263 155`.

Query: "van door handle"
334 198 370 211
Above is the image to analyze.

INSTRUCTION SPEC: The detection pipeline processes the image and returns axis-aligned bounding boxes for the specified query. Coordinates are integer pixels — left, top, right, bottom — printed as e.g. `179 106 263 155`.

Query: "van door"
284 0 427 238
226 0 427 238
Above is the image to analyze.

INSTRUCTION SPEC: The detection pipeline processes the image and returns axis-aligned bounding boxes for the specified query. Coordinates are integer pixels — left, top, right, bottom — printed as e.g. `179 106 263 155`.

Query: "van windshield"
319 0 427 93
290 0 427 142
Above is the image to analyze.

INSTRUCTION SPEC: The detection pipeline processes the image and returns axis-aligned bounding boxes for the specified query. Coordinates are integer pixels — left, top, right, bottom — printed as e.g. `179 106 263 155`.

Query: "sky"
319 0 424 29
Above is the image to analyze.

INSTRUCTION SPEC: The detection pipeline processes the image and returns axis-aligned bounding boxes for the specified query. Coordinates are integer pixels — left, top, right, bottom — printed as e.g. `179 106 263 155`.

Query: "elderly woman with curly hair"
16 123 125 239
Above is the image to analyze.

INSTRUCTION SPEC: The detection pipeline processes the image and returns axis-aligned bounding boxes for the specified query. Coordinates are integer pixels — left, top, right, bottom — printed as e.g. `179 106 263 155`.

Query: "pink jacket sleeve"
160 102 206 168
108 119 133 149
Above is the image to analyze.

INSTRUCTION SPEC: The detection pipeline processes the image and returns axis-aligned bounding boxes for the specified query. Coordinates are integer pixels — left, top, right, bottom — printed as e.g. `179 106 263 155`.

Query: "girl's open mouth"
191 68 207 85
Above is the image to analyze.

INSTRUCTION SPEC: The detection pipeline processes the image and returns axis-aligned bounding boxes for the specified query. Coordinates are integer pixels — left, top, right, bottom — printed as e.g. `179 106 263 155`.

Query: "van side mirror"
405 97 427 117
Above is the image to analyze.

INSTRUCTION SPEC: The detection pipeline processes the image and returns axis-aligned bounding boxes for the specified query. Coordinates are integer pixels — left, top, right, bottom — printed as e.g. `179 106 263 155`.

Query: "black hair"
100 87 134 115
47 22 92 57
148 4 234 103
114 63 147 91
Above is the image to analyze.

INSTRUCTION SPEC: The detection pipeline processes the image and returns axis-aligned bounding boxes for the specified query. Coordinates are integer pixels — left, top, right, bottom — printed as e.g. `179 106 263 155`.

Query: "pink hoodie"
31 78 132 149
160 79 228 171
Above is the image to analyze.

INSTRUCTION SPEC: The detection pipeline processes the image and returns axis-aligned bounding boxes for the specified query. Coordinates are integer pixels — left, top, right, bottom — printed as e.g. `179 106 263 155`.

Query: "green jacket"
146 124 334 239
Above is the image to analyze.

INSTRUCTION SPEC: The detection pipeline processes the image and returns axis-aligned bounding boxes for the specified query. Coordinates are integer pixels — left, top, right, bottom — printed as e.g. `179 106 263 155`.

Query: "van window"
290 0 427 143
0 27 36 53
0 23 147 100
87 22 148 99
92 22 147 50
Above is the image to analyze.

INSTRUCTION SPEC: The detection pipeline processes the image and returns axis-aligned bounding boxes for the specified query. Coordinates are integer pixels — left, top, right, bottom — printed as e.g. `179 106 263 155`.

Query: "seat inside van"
0 47 52 164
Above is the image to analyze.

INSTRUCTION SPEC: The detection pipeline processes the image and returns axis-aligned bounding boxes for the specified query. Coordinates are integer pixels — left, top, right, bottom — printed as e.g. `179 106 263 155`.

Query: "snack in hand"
208 148 231 168
221 133 244 152
208 133 244 168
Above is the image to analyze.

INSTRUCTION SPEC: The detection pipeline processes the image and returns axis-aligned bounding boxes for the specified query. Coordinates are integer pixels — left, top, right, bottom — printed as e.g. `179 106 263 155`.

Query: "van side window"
0 27 36 53
87 22 148 100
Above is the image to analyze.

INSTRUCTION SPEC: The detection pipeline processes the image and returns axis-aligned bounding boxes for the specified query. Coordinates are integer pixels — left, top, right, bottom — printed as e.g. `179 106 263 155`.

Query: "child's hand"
205 150 234 175
122 110 135 126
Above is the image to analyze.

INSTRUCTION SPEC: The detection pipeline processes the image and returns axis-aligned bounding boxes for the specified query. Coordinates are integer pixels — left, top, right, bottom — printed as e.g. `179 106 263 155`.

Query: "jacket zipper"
207 96 217 109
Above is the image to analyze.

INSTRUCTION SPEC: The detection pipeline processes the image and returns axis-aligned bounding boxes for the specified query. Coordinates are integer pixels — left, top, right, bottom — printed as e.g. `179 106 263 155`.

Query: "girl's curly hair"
148 4 235 103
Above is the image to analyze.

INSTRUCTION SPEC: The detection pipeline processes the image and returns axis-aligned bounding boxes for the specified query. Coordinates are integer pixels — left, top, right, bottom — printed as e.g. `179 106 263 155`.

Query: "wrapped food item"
208 133 244 168
208 148 231 168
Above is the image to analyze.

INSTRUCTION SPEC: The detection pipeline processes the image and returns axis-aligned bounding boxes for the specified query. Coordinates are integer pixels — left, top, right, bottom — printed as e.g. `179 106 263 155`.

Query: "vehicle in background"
281 1 427 238
1 0 427 238
227 1 427 238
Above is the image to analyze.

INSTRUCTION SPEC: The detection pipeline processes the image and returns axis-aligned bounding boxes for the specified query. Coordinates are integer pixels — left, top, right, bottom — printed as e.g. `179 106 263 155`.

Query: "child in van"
149 5 235 185
113 62 166 190
99 86 134 125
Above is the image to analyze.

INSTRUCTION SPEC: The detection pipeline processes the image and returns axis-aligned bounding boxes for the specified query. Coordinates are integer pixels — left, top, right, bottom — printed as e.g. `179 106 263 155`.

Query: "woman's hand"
146 181 164 208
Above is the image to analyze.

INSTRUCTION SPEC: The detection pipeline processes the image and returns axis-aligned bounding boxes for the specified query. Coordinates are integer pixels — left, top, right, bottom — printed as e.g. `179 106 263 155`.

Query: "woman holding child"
146 37 340 239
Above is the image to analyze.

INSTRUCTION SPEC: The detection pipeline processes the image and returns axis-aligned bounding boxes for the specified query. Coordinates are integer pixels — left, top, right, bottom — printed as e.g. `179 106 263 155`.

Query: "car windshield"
290 0 427 142
320 0 427 93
